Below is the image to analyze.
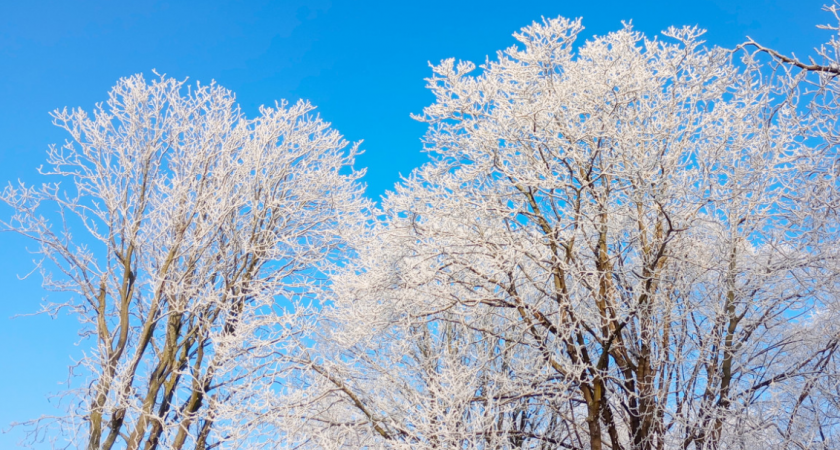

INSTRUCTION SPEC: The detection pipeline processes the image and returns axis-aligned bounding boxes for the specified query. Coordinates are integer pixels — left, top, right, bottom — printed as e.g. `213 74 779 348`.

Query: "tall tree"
2 74 368 450
286 17 840 450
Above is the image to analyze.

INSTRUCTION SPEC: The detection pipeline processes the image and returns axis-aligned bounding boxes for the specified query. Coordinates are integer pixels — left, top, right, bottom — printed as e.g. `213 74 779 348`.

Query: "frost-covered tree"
7 11 840 450
2 74 368 450
284 17 840 450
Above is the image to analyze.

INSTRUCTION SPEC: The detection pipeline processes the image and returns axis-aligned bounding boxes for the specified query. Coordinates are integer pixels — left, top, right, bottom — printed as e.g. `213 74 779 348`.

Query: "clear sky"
0 0 830 447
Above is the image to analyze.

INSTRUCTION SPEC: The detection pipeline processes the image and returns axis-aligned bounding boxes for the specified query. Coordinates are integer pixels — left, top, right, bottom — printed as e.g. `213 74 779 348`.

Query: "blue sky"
0 0 830 446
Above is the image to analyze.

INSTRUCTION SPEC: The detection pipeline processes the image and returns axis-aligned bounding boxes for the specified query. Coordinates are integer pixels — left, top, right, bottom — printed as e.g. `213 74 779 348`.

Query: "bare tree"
2 74 368 450
280 17 840 450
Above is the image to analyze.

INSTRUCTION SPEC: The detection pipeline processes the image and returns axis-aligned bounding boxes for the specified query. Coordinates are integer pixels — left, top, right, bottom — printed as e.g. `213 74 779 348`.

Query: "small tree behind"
2 74 367 450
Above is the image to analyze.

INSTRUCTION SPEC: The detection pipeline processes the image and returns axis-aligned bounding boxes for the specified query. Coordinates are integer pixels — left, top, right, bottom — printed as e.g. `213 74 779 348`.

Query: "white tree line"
4 6 840 450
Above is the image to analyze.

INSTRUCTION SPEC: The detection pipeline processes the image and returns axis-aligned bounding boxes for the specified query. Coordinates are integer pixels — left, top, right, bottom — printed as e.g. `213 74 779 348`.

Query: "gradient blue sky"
0 0 830 447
